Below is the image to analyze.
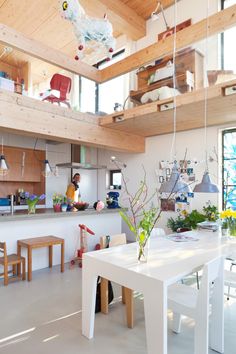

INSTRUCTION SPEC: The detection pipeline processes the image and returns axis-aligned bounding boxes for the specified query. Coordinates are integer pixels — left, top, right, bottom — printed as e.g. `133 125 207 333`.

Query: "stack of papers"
197 221 219 232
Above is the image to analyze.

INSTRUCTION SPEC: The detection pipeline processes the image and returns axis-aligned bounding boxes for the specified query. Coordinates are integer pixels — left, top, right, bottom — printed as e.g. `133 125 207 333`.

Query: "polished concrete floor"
0 265 236 354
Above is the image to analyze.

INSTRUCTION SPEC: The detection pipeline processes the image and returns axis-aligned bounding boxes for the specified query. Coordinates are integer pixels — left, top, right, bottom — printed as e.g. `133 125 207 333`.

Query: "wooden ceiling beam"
0 90 145 153
97 0 146 40
100 4 236 82
0 24 101 83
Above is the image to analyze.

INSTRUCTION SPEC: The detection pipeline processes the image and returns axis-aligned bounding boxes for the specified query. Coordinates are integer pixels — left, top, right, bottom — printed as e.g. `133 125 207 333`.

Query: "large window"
222 129 236 210
221 0 236 71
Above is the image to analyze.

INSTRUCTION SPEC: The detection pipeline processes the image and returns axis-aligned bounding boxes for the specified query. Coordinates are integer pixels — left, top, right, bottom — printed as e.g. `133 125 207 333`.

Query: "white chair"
150 227 165 238
225 268 236 299
168 256 224 354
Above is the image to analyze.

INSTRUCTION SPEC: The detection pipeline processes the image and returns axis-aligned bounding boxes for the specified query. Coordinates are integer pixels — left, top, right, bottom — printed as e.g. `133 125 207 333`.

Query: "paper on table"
167 233 199 242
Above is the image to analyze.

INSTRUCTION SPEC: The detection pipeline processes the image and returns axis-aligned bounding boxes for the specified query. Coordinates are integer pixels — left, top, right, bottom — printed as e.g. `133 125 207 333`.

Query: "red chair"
41 74 72 108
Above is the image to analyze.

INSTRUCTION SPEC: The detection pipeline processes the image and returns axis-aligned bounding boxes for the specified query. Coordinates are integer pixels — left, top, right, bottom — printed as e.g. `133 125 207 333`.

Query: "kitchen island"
1 208 122 272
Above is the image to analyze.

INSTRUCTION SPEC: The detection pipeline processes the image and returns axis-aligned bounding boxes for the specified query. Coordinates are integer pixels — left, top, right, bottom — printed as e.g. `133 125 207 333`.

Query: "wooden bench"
17 236 64 281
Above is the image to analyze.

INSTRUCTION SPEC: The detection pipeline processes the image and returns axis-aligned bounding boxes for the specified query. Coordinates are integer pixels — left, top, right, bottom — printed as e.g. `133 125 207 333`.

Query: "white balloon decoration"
60 0 116 61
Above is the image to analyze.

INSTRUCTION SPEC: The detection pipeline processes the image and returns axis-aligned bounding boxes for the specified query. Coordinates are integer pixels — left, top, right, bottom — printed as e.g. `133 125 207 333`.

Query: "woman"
66 173 81 203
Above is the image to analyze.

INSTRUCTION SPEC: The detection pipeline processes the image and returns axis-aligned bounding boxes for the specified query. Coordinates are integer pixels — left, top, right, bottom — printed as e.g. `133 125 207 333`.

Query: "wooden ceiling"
0 0 175 84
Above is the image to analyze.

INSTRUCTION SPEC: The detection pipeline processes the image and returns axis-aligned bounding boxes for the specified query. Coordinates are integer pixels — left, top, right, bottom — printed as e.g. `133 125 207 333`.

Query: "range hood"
56 145 107 170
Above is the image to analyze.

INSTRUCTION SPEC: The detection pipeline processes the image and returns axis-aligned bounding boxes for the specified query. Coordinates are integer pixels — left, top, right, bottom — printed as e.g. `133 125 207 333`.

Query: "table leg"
61 241 64 273
143 281 167 354
27 247 32 281
82 257 98 339
210 258 224 353
17 242 21 276
49 245 53 268
100 278 109 314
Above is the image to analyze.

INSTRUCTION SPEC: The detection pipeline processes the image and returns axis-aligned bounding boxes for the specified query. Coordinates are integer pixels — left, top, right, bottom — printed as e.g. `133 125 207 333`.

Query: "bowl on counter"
73 202 89 211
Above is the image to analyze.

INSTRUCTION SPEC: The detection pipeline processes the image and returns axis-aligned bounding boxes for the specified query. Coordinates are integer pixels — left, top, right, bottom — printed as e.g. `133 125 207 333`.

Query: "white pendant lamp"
151 1 170 30
194 171 219 193
193 0 219 194
0 137 9 176
159 164 192 193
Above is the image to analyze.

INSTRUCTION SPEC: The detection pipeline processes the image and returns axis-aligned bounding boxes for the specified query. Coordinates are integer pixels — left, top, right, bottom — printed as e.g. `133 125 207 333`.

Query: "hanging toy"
60 0 116 61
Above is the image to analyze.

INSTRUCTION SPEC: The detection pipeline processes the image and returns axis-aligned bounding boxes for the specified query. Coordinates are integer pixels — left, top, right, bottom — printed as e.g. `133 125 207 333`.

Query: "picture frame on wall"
161 198 175 212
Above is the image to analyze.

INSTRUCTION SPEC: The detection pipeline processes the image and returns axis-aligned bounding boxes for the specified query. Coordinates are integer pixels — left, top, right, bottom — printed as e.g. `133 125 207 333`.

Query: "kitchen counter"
1 207 122 272
0 207 121 222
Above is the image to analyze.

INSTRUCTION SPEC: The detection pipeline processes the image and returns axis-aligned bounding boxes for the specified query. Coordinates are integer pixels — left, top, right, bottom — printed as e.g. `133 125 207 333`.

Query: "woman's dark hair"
73 173 80 179
72 173 80 191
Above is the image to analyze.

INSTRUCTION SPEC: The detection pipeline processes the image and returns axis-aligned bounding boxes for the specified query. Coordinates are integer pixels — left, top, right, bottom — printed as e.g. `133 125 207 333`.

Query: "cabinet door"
0 147 44 182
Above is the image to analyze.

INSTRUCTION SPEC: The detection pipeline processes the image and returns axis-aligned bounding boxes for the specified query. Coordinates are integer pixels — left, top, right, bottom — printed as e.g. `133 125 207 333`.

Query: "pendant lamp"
0 137 9 176
193 0 219 194
159 0 191 194
42 159 53 177
159 164 192 193
151 1 170 30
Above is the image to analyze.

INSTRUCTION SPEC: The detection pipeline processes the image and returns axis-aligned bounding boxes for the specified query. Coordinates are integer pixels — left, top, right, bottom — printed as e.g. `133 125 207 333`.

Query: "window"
97 49 127 114
110 170 122 189
222 129 236 210
221 0 236 71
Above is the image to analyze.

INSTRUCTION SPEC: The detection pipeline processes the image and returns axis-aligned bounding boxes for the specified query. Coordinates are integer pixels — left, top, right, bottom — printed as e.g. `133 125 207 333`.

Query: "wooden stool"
0 242 26 286
100 234 134 328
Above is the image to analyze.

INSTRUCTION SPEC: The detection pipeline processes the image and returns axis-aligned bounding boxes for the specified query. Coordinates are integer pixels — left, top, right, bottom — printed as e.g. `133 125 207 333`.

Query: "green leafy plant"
203 204 219 221
52 193 63 205
167 215 188 232
167 210 206 232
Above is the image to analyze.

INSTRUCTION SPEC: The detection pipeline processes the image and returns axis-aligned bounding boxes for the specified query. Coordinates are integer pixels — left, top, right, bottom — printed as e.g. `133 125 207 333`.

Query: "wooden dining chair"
100 233 134 328
0 242 26 286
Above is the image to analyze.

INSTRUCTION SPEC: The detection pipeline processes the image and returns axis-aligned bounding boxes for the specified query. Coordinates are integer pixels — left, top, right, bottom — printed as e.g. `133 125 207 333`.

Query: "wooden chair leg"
124 287 134 329
100 278 109 314
12 264 17 276
4 265 8 286
122 286 126 304
22 259 26 281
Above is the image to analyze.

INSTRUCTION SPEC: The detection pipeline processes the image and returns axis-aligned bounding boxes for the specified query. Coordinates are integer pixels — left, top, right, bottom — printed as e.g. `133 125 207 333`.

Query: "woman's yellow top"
66 183 76 202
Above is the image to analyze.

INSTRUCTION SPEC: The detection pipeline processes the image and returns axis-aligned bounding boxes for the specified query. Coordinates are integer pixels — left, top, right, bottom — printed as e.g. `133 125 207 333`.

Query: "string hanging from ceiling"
60 0 116 61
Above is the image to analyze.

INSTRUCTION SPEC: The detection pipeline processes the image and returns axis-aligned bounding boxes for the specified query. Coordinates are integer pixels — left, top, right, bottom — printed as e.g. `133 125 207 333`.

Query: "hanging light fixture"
159 0 191 194
0 137 9 177
42 159 53 178
151 1 170 30
193 0 219 194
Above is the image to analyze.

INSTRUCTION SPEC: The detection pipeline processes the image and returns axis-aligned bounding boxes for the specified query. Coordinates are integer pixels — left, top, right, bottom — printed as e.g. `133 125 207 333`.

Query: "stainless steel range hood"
56 145 107 170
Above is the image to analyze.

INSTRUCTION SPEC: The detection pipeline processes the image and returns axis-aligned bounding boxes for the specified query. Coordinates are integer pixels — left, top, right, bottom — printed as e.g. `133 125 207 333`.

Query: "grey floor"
0 265 236 354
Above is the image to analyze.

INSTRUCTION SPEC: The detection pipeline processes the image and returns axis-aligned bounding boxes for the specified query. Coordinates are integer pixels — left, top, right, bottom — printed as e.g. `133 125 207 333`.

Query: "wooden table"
17 236 64 281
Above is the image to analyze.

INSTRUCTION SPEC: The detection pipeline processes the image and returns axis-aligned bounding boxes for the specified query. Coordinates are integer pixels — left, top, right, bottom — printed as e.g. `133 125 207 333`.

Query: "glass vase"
137 231 150 263
229 224 236 237
28 203 36 214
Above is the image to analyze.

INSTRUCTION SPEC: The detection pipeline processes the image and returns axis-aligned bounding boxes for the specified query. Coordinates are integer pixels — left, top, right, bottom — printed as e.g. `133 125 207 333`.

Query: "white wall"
97 123 236 240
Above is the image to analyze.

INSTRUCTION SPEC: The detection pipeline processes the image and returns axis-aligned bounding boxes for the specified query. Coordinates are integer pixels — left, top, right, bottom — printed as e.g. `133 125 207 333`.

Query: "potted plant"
203 204 219 222
61 196 68 212
220 209 236 237
167 210 206 232
52 193 63 212
25 192 45 214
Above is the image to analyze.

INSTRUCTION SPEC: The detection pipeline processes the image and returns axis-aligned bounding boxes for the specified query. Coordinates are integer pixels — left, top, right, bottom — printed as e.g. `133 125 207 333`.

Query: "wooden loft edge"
0 90 145 153
0 24 101 83
97 0 146 40
100 4 236 82
99 79 236 136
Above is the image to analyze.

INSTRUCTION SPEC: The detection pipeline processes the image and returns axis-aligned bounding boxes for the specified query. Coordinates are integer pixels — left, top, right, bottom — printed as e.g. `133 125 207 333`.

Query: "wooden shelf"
100 79 236 137
130 72 192 105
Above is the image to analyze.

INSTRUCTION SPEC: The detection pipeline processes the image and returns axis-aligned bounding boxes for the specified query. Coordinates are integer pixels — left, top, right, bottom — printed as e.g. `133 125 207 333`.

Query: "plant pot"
221 228 229 237
53 204 61 212
61 203 68 212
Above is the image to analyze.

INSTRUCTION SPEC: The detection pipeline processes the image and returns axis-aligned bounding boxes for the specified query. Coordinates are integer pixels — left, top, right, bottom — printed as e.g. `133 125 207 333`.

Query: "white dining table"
82 231 236 354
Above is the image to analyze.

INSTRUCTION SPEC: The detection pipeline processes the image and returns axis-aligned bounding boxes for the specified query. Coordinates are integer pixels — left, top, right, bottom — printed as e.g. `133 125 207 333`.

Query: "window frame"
222 128 236 210
109 169 122 190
